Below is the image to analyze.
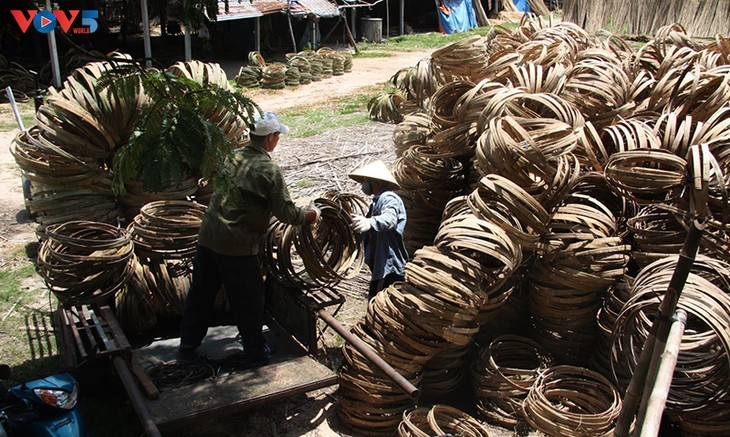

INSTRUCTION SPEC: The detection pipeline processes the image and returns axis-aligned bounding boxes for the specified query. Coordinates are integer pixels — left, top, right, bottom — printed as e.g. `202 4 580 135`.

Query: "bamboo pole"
637 310 687 437
614 220 704 436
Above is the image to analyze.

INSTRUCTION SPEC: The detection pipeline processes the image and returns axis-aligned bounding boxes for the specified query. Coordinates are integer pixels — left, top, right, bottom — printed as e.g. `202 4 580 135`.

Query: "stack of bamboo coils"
339 19 730 435
338 193 521 434
397 404 491 437
261 63 287 89
471 335 552 427
37 221 134 304
523 365 622 435
11 58 248 232
116 200 207 331
392 146 465 254
260 197 364 289
611 255 730 415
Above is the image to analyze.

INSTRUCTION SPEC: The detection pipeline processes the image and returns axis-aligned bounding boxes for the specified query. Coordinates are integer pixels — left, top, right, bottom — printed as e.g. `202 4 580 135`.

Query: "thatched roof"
562 0 730 37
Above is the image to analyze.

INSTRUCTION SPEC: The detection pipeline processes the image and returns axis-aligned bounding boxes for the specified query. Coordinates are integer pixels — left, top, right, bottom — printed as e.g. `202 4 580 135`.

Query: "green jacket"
198 143 305 256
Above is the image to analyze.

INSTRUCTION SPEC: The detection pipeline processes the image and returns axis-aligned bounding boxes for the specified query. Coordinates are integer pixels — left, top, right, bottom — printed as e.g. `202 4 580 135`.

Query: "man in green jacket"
179 111 319 367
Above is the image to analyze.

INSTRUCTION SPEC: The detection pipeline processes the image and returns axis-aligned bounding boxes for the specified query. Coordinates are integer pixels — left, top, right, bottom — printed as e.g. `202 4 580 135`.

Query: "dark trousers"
368 272 404 298
180 246 266 358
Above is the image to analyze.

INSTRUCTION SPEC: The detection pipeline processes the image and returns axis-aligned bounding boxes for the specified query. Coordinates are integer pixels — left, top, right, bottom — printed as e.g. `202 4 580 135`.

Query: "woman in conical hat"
349 160 408 298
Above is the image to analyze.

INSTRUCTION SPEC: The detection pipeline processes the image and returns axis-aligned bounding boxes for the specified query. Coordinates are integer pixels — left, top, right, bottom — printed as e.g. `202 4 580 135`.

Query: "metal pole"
5 87 25 132
637 310 687 437
45 0 61 88
317 309 419 398
141 0 153 68
112 356 161 437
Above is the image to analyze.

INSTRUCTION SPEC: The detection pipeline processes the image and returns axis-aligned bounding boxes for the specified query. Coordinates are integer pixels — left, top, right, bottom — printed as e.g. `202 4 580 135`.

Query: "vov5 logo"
11 9 99 34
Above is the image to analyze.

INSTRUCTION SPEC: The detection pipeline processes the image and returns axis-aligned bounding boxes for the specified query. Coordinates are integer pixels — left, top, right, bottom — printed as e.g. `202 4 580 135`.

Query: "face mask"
361 180 373 195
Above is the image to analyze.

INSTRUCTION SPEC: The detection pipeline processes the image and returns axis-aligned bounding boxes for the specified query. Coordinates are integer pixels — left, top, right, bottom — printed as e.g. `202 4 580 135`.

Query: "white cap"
251 111 290 136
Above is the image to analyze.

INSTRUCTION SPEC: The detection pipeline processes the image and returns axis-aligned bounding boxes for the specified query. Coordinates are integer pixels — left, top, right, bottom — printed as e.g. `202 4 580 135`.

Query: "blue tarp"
514 0 531 12
437 0 478 34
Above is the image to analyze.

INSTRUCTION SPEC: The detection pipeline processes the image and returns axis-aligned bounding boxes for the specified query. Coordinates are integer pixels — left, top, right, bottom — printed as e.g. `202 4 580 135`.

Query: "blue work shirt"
363 191 409 280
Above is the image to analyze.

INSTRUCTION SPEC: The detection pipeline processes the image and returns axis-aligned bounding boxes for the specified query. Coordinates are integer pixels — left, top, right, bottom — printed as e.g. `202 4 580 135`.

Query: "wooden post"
637 310 687 437
287 1 297 52
342 14 359 53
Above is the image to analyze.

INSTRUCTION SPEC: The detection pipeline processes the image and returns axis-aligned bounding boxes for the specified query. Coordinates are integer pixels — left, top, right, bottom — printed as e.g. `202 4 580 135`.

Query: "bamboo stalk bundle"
166 61 249 144
611 256 730 412
261 197 363 289
397 405 490 437
308 55 323 81
453 80 509 126
368 92 405 124
37 220 134 304
523 365 622 436
471 335 552 427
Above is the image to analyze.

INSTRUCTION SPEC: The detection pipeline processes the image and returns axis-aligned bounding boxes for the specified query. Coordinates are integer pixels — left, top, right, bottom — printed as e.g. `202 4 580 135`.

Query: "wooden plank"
99 305 131 350
130 357 160 400
63 306 88 360
145 355 338 432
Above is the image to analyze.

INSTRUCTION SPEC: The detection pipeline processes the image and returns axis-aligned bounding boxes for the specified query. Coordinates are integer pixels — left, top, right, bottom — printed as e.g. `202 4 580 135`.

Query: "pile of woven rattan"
338 20 730 436
11 58 246 230
13 58 252 333
236 49 353 89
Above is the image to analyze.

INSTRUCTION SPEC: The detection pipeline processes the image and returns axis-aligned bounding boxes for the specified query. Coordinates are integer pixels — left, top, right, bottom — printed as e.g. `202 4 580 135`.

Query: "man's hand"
305 206 321 224
351 214 372 233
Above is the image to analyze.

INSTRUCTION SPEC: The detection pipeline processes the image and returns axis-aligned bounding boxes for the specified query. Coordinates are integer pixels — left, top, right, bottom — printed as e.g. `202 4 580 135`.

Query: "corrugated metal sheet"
292 0 341 17
215 1 287 21
215 0 341 21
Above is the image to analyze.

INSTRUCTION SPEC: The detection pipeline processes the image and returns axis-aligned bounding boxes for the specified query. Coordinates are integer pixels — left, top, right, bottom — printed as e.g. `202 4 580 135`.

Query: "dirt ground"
0 48 434 437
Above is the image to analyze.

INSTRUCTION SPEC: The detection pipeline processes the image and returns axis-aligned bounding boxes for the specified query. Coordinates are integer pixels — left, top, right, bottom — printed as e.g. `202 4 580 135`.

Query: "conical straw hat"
348 160 400 189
